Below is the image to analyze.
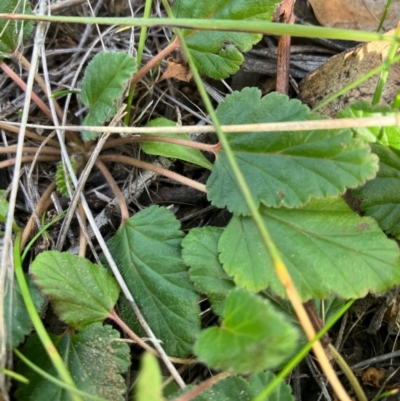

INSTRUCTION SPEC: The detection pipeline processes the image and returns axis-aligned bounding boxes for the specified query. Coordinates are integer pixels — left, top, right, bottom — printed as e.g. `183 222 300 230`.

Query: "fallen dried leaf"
361 367 386 387
308 0 400 31
299 29 400 117
158 58 192 83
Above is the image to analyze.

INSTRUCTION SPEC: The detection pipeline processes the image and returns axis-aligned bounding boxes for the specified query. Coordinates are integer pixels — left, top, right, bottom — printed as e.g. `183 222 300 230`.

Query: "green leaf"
0 0 34 59
80 51 137 140
219 196 400 298
206 89 379 215
55 158 77 196
353 144 400 238
182 226 235 316
15 323 130 401
171 372 293 401
136 353 163 401
142 118 213 170
173 0 280 79
107 205 201 357
31 251 120 329
249 371 294 401
0 189 9 219
194 288 298 374
338 100 400 150
4 274 43 349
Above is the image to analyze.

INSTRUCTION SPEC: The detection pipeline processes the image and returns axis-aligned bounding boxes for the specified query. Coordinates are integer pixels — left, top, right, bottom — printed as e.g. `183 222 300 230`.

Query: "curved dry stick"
102 136 216 153
21 180 57 249
0 122 61 148
109 310 196 366
15 51 65 120
0 146 61 155
94 159 129 224
0 61 53 121
77 203 87 258
99 154 207 193
129 36 181 87
0 155 60 169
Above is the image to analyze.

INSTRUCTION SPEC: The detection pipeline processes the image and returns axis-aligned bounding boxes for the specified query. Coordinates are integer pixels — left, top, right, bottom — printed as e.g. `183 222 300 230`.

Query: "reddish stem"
0 146 61 155
0 155 60 169
108 310 196 365
0 122 61 148
94 159 130 224
99 154 207 193
273 0 296 94
0 61 53 120
130 36 181 87
173 372 230 401
21 180 58 249
102 136 216 153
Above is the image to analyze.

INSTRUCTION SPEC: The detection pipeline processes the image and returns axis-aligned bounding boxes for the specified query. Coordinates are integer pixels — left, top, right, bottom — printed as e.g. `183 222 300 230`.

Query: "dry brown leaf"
361 367 386 387
308 0 400 31
159 58 192 83
299 29 400 117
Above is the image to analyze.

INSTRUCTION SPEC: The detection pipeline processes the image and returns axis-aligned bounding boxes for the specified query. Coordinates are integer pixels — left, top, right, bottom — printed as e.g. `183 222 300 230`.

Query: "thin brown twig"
21 180 58 249
0 155 60 169
99 154 207 193
0 122 61 148
94 159 130 224
130 36 181 87
0 61 53 121
273 0 296 94
0 146 61 155
15 51 65 120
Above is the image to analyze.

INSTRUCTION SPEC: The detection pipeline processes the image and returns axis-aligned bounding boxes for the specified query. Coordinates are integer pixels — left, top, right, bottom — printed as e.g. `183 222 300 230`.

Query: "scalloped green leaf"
173 0 280 79
15 323 130 401
219 196 400 299
194 288 298 374
249 371 294 401
80 51 137 140
0 0 34 59
182 226 235 316
107 205 201 358
136 353 163 401
4 274 43 349
171 372 293 401
206 89 379 215
338 100 400 150
353 144 400 238
31 251 120 329
142 118 213 170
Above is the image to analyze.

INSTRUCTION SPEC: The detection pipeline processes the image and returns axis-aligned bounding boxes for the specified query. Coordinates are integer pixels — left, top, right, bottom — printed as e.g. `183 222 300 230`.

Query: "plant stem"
99 154 207 193
102 136 216 153
173 372 230 401
2 14 399 43
15 51 65 120
0 146 61 155
0 61 53 121
329 344 368 401
273 0 296 94
13 230 82 401
94 159 129 224
0 155 60 169
129 36 180 88
21 180 57 249
0 122 61 148
372 21 400 105
124 0 153 125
